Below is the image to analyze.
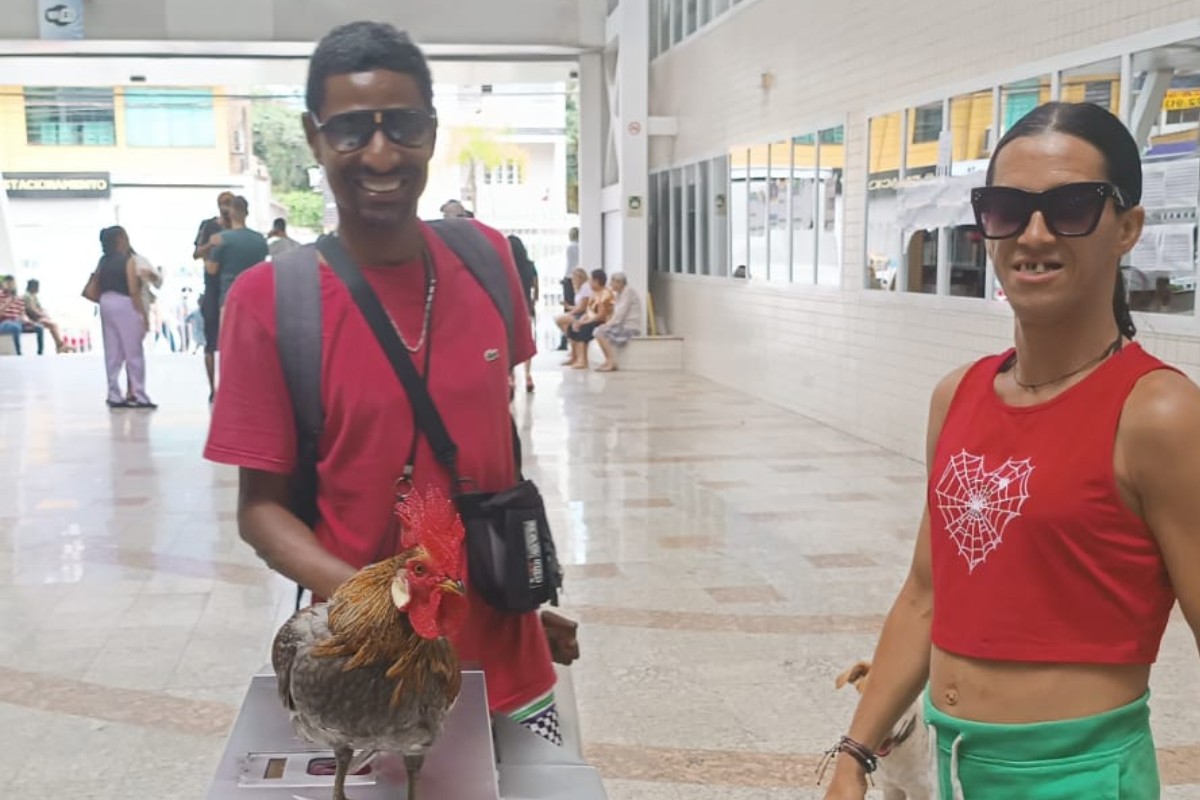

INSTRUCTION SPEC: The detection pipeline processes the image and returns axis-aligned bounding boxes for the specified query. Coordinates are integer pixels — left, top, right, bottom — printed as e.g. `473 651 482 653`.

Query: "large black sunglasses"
970 182 1131 240
314 107 437 153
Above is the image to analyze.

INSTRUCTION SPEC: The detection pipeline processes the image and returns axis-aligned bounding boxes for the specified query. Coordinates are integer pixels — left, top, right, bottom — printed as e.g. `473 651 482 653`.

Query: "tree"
448 127 526 213
277 190 324 233
566 79 579 214
252 100 316 193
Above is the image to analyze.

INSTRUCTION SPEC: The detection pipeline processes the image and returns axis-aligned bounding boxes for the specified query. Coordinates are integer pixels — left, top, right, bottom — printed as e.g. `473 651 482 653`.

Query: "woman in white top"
594 273 643 372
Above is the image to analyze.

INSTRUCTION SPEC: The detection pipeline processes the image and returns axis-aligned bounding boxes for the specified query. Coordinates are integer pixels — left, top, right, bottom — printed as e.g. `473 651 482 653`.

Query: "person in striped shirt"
0 275 44 355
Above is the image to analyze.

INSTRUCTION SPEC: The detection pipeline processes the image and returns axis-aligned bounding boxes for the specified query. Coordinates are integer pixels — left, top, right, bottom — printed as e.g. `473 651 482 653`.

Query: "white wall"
649 0 1200 462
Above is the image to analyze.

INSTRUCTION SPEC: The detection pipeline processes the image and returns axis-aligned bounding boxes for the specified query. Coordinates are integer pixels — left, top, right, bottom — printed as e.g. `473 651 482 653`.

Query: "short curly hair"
305 21 434 117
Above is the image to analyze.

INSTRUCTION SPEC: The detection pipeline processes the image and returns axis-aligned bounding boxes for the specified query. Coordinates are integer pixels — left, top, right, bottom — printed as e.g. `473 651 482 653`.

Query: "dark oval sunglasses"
970 182 1131 240
314 107 438 154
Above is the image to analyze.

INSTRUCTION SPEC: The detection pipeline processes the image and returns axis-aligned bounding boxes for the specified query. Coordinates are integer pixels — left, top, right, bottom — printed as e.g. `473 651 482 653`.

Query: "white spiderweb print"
934 450 1034 573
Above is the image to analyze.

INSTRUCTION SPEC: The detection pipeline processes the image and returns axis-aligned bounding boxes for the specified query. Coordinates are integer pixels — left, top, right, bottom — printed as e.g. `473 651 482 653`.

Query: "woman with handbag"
94 226 156 409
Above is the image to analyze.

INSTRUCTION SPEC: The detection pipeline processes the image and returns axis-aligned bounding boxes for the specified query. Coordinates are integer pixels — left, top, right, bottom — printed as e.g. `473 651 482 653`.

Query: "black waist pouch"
456 480 563 614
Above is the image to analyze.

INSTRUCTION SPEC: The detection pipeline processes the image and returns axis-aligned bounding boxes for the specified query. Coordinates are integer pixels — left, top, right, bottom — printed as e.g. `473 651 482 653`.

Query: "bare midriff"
929 646 1150 723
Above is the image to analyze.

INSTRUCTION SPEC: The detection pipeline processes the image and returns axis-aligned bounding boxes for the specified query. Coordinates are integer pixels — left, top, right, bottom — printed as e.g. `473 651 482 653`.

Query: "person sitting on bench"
594 272 644 372
0 275 43 355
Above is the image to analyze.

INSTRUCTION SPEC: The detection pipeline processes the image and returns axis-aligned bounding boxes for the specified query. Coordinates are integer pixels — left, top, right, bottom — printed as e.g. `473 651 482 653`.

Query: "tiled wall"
649 0 1200 462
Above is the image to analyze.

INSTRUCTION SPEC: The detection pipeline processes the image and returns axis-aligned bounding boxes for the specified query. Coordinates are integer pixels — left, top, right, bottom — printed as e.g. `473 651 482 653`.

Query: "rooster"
272 488 468 800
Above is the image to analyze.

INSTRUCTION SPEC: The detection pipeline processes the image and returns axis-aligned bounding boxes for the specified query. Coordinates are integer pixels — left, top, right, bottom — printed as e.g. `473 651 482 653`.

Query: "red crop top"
929 343 1178 664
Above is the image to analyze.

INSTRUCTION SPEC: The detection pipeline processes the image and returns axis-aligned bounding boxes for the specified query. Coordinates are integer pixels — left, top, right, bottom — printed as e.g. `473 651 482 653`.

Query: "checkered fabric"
508 690 564 747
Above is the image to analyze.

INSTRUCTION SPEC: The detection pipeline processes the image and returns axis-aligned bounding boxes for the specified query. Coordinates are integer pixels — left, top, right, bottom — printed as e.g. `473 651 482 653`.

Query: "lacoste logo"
484 349 499 362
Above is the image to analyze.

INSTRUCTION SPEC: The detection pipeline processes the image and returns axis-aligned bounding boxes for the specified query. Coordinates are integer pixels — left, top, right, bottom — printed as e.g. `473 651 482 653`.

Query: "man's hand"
571 320 582 331
541 610 579 665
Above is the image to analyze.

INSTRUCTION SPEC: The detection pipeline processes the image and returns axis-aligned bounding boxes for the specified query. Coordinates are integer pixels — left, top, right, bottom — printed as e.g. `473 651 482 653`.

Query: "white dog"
835 660 932 800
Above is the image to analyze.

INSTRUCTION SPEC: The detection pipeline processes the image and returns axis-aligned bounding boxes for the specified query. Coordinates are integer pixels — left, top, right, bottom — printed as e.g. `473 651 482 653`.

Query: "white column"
615 0 650 304
0 175 16 276
578 52 604 274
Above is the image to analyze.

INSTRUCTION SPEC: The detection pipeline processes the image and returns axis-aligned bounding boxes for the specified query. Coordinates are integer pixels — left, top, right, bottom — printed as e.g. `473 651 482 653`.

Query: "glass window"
1000 76 1050 137
657 172 671 273
1128 38 1200 315
685 164 697 274
713 0 731 14
710 156 730 277
671 168 683 272
698 0 712 27
730 147 749 278
866 112 903 290
697 159 711 274
124 88 216 148
747 144 769 281
911 103 944 144
816 125 845 287
1062 58 1122 117
649 172 662 272
658 0 671 56
904 107 941 294
671 0 684 44
685 0 698 36
949 89 995 175
791 133 817 284
948 225 987 297
768 140 791 282
24 87 115 146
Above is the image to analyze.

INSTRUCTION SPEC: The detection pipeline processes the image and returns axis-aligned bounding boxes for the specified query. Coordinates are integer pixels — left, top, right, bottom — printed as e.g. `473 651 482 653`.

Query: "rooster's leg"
404 753 424 800
332 745 353 800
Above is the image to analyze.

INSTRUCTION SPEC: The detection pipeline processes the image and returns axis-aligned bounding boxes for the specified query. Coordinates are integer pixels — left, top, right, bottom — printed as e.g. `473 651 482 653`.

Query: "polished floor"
2 349 1200 799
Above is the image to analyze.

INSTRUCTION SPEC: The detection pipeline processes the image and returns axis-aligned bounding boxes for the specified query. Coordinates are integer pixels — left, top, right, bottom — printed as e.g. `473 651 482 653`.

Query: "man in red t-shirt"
204 21 560 740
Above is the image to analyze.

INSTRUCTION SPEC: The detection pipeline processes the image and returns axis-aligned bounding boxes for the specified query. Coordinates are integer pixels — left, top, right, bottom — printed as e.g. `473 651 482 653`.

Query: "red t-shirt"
203 220 555 712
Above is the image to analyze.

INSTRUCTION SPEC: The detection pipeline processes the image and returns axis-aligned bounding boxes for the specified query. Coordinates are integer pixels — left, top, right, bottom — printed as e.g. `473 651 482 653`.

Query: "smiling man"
203 22 561 743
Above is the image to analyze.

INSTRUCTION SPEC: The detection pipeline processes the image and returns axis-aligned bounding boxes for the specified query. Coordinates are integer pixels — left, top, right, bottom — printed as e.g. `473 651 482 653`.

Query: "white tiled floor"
0 349 1197 798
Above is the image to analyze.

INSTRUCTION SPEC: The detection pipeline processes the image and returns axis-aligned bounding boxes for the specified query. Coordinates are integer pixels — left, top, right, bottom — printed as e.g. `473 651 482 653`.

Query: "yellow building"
0 84 267 320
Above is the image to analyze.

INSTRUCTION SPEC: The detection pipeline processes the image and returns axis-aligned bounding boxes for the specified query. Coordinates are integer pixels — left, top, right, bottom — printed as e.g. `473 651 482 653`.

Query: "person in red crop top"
824 103 1200 800
203 22 565 743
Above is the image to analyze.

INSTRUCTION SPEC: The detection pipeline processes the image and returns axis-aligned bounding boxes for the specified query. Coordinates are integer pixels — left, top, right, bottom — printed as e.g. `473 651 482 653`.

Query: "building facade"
0 84 269 323
646 0 1200 460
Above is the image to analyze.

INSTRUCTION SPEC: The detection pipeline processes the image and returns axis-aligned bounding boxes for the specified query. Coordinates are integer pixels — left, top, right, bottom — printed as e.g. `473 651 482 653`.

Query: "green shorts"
924 690 1160 800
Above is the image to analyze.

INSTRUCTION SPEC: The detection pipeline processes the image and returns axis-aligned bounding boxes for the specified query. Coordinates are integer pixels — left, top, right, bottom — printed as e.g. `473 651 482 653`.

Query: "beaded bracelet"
815 735 879 785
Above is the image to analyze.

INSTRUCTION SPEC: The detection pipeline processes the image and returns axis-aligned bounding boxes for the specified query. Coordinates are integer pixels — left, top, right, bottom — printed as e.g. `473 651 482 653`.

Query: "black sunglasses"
970 182 1131 240
314 107 437 153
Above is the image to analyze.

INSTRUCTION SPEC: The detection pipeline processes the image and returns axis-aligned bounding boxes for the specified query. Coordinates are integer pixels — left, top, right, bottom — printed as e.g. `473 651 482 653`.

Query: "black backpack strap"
273 245 323 611
426 218 517 365
274 244 324 482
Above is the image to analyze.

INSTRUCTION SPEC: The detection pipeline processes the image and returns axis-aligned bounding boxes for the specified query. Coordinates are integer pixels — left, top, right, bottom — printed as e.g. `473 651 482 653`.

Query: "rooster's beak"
440 578 466 596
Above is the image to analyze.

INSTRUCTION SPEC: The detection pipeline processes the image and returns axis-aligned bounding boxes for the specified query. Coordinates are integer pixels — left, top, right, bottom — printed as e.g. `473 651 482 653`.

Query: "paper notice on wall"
1141 164 1168 209
1158 224 1197 272
1130 227 1159 270
37 0 83 40
1164 159 1200 208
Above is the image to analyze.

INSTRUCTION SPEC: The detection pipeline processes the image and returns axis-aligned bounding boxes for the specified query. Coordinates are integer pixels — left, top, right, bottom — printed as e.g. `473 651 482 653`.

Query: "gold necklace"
1010 333 1123 391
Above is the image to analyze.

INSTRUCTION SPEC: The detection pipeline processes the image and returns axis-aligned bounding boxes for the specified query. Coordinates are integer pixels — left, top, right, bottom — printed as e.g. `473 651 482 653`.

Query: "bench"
588 334 684 371
0 330 42 356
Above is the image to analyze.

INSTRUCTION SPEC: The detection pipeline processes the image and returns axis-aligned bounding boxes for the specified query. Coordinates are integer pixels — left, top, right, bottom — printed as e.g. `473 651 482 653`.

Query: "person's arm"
125 256 146 319
204 266 358 600
238 469 356 600
1123 370 1200 651
206 233 224 276
824 364 969 797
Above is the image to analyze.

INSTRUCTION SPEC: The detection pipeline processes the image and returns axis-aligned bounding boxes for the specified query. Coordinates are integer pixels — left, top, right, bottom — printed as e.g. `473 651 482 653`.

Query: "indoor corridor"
2 352 1200 799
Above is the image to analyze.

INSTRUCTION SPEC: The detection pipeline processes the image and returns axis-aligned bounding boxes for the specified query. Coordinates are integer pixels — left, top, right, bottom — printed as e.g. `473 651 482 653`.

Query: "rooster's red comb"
395 488 465 571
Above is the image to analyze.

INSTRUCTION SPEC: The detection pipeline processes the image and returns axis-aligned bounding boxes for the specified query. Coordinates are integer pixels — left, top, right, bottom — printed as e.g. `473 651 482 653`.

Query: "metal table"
205 666 607 800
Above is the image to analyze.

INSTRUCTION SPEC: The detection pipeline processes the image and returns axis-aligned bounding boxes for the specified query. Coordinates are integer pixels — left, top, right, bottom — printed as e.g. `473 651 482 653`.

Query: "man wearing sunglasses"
204 22 562 744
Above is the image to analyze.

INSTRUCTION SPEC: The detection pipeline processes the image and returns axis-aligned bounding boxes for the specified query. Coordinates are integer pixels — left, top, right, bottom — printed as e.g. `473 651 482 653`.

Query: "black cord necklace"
1002 333 1124 391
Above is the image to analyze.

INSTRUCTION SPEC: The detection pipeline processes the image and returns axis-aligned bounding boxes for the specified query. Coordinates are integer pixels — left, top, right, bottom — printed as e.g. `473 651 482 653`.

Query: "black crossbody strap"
315 234 460 475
